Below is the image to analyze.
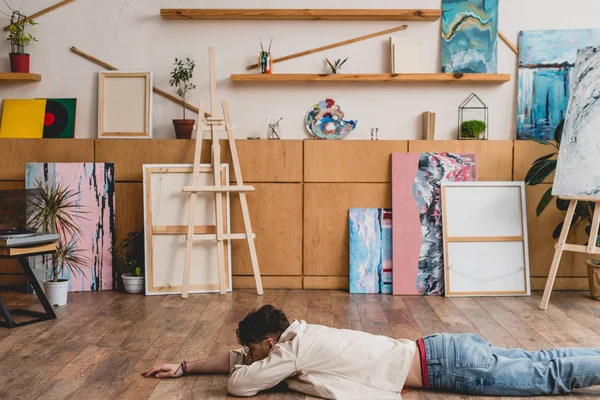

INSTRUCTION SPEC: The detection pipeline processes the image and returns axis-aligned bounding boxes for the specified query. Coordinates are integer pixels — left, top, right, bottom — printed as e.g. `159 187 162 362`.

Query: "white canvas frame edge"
441 181 531 297
97 70 153 139
142 163 232 296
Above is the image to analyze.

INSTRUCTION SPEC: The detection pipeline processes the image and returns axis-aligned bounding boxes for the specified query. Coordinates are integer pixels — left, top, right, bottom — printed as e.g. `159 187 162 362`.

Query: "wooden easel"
181 47 264 298
540 197 600 310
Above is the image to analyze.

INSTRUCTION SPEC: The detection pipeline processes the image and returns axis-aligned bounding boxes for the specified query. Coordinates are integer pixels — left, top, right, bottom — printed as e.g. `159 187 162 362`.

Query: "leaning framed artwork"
441 182 531 297
98 71 152 139
143 164 232 295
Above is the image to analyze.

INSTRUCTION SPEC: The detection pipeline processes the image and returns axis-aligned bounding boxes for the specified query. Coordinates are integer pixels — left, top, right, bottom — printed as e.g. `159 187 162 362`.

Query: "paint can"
258 51 272 74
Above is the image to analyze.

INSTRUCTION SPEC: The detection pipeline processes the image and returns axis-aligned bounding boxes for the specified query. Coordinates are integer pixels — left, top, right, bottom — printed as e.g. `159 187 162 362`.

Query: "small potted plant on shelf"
6 10 37 73
459 120 486 140
169 57 197 139
113 228 145 294
525 120 600 300
28 182 87 307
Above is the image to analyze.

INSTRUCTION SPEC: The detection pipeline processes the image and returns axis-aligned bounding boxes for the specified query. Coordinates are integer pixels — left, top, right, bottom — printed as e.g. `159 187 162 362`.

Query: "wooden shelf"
0 72 41 82
160 9 441 21
230 73 511 83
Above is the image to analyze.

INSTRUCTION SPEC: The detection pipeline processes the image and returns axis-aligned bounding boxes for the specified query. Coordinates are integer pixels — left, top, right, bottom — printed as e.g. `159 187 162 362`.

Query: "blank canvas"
98 71 152 138
390 37 423 74
442 182 530 297
143 164 231 295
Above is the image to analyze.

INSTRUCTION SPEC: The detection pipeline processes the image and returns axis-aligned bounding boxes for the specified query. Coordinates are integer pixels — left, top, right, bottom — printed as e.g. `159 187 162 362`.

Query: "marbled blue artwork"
305 98 357 140
349 209 392 294
441 0 498 74
554 46 600 199
518 29 600 140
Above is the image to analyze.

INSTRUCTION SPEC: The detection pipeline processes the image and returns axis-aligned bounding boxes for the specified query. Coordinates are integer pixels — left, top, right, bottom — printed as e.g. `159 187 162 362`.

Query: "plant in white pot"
6 9 38 73
169 57 197 139
113 228 145 294
28 182 87 306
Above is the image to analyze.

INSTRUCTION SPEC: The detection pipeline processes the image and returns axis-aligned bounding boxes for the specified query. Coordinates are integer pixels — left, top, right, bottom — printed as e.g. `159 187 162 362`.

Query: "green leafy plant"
524 120 600 247
113 228 145 277
6 10 37 54
169 58 196 120
28 181 88 282
460 120 486 139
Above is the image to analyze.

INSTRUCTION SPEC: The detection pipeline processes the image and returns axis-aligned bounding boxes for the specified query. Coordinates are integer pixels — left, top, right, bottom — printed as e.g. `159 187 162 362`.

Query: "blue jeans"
422 333 600 396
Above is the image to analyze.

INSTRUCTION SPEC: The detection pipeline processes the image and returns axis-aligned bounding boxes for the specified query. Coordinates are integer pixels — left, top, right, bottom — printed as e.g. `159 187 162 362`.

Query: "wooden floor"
0 290 599 400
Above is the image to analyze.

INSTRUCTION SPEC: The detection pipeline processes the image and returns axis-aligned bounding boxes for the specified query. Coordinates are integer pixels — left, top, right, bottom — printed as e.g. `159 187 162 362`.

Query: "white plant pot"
43 279 69 307
122 273 145 294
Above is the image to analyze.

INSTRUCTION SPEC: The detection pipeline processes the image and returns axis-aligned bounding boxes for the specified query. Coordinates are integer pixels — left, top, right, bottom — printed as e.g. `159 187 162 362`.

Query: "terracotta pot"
173 119 195 139
587 259 600 301
9 53 30 73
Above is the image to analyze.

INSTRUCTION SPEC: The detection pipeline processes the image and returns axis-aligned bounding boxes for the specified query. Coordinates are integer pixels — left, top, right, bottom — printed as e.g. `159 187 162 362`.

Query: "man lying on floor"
143 304 600 399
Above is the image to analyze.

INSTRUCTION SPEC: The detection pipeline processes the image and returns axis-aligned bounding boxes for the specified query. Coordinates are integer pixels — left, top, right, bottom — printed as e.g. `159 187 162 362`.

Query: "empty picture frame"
143 164 232 295
98 71 152 138
441 182 531 297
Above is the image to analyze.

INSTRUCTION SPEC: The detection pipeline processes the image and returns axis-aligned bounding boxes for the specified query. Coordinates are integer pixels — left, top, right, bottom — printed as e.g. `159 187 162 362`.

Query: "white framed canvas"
441 182 531 297
143 164 232 295
98 71 152 139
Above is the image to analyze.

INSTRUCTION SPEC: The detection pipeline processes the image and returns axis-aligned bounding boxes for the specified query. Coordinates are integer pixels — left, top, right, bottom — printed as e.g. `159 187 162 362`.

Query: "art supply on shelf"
370 128 379 140
422 112 436 140
326 58 348 74
266 118 282 139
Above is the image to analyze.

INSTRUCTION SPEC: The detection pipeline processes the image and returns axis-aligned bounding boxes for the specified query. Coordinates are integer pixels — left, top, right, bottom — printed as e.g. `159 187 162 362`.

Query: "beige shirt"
228 320 416 399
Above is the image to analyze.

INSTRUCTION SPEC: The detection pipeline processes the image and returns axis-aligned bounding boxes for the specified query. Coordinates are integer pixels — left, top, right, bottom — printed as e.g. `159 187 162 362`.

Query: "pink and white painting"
392 153 477 296
25 163 116 292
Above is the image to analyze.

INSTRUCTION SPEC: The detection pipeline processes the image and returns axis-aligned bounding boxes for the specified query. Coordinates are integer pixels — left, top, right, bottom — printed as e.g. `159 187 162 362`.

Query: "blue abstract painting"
441 0 498 74
349 209 392 294
518 29 600 140
554 46 600 199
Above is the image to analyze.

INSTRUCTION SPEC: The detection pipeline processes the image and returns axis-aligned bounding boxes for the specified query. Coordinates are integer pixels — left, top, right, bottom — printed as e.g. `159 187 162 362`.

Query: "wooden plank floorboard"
0 290 597 399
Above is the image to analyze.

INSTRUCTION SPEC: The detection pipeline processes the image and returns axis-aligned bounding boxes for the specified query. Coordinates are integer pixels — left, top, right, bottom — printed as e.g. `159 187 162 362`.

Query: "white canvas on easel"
442 182 531 297
143 164 232 295
390 37 423 73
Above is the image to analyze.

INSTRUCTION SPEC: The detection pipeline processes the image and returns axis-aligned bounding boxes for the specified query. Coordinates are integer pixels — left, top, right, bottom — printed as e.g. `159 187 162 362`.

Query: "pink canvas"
26 163 116 292
392 153 477 296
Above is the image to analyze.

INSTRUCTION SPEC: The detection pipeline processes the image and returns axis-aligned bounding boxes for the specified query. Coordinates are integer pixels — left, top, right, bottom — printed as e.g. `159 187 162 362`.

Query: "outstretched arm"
142 353 232 378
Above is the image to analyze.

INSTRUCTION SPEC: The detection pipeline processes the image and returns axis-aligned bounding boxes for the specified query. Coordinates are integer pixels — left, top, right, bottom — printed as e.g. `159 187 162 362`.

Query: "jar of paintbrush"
258 38 273 74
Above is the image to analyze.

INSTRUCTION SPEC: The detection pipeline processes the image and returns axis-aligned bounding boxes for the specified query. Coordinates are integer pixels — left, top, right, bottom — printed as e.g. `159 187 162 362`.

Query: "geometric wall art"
518 29 600 140
441 0 498 74
0 98 77 138
349 208 392 294
392 152 477 296
25 163 116 292
554 45 600 199
41 98 77 138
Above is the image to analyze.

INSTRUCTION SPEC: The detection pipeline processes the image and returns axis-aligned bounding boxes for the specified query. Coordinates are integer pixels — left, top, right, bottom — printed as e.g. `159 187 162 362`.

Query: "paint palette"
304 98 357 140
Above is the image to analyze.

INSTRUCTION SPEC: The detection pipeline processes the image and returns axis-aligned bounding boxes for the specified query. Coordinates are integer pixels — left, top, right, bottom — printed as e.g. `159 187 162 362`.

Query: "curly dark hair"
236 305 290 347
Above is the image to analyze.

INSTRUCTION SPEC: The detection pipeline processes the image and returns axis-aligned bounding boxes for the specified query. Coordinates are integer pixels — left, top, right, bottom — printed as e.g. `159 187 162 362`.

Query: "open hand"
142 363 183 379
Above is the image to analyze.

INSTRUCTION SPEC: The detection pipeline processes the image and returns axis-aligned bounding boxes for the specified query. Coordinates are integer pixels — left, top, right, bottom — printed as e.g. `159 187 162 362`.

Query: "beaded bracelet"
174 361 188 377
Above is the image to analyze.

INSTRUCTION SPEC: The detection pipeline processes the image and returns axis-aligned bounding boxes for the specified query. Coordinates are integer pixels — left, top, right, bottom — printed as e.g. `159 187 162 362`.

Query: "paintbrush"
268 37 273 52
338 57 349 68
259 38 264 52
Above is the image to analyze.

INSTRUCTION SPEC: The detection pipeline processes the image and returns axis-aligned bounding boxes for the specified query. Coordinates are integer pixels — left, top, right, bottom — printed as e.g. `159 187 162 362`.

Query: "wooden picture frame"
143 164 232 295
441 182 531 297
98 71 152 139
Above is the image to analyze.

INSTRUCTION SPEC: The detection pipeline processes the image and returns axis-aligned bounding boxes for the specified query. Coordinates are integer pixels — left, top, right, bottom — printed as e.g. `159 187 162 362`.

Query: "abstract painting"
25 163 116 292
305 98 357 140
392 153 477 296
518 29 600 140
41 98 77 138
0 99 46 138
441 0 498 73
349 208 392 294
554 46 600 199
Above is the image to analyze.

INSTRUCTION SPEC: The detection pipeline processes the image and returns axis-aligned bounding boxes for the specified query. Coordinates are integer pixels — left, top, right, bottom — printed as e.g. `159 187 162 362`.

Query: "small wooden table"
0 243 58 328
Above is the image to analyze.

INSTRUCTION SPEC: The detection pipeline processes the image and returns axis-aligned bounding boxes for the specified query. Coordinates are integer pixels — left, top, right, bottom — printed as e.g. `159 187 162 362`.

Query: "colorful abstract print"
441 0 498 73
25 163 116 292
517 29 600 140
349 209 392 294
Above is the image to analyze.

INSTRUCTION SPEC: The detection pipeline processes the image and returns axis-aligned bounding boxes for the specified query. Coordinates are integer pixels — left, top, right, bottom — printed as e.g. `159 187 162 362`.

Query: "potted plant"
28 182 87 306
459 120 486 140
169 57 197 139
6 10 37 73
525 120 600 300
113 228 145 294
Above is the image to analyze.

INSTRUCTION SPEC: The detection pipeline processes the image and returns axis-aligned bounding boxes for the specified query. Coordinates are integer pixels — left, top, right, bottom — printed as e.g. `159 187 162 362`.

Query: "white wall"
2 0 600 140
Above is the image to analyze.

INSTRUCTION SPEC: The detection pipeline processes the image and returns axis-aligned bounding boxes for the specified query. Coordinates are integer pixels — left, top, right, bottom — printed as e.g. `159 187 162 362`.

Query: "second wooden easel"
181 47 264 298
540 196 600 310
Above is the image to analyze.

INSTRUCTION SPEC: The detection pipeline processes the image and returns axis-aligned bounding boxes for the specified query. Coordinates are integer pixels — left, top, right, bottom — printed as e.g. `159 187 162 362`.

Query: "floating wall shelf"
230 73 511 84
0 72 42 82
160 9 442 21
